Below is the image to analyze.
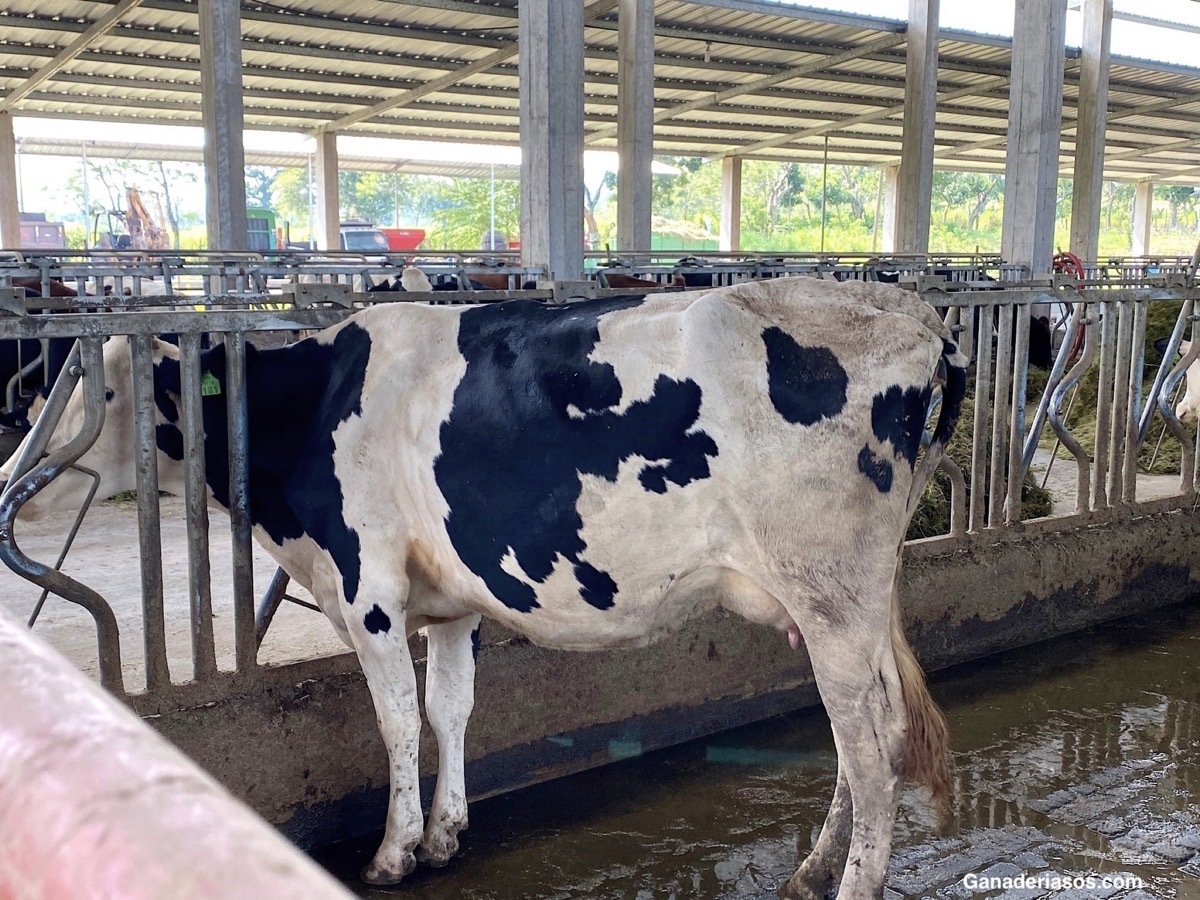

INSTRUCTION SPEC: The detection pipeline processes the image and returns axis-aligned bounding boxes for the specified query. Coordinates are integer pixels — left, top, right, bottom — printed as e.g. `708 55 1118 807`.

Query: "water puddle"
316 602 1200 898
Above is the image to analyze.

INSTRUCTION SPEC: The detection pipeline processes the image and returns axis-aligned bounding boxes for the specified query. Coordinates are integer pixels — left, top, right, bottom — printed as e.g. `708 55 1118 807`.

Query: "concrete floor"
0 495 348 693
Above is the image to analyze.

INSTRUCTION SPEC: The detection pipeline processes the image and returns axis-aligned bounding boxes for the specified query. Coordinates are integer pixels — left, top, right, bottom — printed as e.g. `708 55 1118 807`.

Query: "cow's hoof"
416 839 457 868
417 824 463 867
361 853 417 885
777 875 826 900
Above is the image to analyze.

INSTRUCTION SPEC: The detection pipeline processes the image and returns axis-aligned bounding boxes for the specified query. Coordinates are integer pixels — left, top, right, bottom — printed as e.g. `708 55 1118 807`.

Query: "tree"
272 167 311 236
1103 181 1133 230
1158 185 1195 231
426 176 521 249
245 166 281 210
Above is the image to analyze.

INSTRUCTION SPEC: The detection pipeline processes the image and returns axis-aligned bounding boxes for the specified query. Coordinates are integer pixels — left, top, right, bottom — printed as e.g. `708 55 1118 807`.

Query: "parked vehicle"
339 221 389 253
17 213 66 250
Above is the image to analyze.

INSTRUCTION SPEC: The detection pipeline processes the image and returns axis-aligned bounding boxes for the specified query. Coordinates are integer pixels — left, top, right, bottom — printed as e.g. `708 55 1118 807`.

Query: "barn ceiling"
3 0 1200 183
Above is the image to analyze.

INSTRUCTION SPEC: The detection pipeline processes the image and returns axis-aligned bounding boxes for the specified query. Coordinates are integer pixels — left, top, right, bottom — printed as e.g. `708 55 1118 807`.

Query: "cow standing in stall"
1 277 965 900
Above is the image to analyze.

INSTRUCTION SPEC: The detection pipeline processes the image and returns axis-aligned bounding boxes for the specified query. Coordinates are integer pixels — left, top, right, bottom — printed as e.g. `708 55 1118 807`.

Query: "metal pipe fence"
0 258 1196 705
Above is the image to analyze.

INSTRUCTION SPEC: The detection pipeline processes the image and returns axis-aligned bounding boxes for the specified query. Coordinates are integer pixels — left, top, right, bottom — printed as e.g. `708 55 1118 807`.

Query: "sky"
13 0 1200 223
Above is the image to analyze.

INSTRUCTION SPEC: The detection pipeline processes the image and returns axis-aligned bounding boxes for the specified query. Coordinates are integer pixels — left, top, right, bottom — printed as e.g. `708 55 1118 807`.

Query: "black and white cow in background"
1 277 966 900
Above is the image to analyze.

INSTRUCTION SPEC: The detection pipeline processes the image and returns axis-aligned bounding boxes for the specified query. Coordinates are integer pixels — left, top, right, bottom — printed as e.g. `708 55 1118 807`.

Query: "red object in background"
379 228 426 251
1052 251 1085 278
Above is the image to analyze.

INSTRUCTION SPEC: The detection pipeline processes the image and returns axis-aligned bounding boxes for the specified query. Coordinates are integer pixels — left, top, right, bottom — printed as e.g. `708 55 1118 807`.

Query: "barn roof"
3 0 1200 183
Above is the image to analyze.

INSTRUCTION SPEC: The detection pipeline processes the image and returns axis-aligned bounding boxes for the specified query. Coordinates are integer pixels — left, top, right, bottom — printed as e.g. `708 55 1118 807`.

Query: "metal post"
224 332 256 672
1092 300 1117 507
178 333 217 680
129 335 171 692
969 307 992 532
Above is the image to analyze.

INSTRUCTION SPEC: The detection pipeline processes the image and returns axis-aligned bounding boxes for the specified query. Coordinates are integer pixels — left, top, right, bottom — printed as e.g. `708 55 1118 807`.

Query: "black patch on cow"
155 423 184 461
870 384 932 468
364 604 391 634
104 388 114 403
857 444 894 493
435 296 718 614
471 624 481 662
761 327 848 426
153 327 370 605
935 340 968 446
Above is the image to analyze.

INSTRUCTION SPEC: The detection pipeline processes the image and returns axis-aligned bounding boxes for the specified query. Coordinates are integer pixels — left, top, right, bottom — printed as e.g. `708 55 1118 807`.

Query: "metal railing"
0 256 1196 703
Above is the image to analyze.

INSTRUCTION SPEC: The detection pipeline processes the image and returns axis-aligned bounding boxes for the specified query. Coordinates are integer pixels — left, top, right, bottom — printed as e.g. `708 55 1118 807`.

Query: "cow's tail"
906 338 968 520
890 570 952 822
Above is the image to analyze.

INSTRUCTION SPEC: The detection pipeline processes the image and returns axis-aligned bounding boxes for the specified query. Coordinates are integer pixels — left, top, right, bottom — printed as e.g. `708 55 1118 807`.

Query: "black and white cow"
1 277 966 900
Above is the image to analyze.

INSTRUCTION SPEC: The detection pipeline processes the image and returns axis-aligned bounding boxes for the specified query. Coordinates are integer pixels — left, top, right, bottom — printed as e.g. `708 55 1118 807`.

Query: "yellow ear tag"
201 371 222 397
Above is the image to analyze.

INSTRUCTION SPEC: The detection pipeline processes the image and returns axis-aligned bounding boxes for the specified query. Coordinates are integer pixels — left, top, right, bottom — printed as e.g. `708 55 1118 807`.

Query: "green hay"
908 395 1054 540
1043 301 1189 476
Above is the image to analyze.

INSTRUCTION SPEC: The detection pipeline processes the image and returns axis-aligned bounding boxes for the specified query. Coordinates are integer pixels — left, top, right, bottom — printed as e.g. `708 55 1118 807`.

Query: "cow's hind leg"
344 576 424 885
418 613 482 867
783 768 852 899
781 594 907 899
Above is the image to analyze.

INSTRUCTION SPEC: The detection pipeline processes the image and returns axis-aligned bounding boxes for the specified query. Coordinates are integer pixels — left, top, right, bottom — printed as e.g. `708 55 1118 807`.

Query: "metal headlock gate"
1 252 1199 705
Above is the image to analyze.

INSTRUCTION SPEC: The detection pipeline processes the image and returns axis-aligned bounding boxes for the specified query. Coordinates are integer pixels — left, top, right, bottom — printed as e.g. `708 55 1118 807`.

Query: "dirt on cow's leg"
417 613 480 867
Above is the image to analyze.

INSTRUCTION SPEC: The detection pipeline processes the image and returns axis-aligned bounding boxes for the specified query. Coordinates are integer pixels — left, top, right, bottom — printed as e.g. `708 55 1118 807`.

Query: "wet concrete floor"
317 601 1200 899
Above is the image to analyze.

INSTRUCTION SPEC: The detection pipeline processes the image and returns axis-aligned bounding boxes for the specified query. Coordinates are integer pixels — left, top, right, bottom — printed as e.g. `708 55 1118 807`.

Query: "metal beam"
937 87 1167 162
681 0 906 32
587 32 906 143
0 0 147 112
708 68 1026 160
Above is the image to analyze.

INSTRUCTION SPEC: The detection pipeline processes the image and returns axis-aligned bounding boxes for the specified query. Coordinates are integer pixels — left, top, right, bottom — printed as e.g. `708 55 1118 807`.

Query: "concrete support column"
720 156 742 252
1132 182 1152 256
1068 0 1113 261
520 0 585 280
1000 0 1067 276
881 164 900 253
616 0 654 253
0 112 18 247
895 0 939 253
198 0 247 251
314 132 340 252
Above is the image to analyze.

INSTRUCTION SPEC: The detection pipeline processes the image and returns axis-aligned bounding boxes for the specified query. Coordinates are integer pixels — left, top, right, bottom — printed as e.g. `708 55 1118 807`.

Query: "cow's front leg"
345 587 423 885
418 613 481 867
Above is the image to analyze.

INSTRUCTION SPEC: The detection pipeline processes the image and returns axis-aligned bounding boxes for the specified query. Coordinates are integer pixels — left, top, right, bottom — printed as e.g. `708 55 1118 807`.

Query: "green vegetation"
1047 301 1191 476
908 395 1054 540
26 153 1200 256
